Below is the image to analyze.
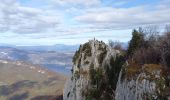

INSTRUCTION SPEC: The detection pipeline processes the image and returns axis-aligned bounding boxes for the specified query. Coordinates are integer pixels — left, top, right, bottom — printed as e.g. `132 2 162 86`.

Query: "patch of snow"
16 62 21 66
1 61 8 64
41 71 45 74
37 70 46 74
38 70 41 73
30 66 35 69
0 52 8 55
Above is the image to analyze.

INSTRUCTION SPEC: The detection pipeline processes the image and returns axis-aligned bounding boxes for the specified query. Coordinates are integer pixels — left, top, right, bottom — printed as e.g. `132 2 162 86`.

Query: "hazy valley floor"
0 60 67 100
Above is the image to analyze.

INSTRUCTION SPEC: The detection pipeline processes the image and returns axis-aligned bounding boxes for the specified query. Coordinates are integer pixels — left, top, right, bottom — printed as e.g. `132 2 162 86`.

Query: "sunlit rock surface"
115 64 170 100
63 40 119 100
64 40 170 100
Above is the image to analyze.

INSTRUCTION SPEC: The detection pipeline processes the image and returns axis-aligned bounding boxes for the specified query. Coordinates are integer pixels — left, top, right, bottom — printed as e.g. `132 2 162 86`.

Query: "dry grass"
0 61 67 100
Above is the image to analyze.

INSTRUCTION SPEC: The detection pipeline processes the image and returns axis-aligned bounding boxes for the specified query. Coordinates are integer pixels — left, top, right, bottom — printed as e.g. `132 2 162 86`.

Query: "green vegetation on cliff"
65 26 170 100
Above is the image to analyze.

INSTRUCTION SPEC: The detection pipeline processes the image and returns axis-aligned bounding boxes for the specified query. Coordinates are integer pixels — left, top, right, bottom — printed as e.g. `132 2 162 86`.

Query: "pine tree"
127 29 144 57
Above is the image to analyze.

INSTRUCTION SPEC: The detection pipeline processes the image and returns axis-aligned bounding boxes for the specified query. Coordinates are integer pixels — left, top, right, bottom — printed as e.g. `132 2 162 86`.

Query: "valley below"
0 60 67 100
0 45 77 100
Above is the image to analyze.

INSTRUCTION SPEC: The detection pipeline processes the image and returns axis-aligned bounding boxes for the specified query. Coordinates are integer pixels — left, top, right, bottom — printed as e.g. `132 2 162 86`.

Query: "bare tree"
165 25 170 33
108 40 114 48
137 25 160 48
132 47 161 64
159 25 170 67
142 25 159 41
108 40 122 50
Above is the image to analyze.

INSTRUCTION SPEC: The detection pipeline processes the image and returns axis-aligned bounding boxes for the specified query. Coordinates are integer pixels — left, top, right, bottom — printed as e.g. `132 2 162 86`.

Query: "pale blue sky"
0 0 170 45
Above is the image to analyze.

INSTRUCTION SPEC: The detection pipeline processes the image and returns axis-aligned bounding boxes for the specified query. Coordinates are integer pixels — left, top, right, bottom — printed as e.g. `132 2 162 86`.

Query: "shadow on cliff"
31 95 63 100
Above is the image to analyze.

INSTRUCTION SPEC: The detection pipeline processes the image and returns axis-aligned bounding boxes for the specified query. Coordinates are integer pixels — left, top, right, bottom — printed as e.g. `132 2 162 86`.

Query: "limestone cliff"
63 40 121 100
63 40 170 100
115 63 170 100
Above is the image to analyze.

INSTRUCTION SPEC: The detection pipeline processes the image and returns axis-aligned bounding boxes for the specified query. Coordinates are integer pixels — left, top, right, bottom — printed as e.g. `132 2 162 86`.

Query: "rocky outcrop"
63 40 121 100
115 64 170 100
63 40 170 100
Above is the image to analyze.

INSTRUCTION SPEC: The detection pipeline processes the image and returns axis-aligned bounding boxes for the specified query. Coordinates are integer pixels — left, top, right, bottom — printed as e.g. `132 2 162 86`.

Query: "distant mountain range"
15 44 79 52
0 44 79 52
0 44 79 75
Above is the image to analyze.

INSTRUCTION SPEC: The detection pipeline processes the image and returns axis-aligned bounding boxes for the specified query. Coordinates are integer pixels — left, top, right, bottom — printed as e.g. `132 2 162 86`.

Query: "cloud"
0 0 170 45
1 0 169 35
74 4 170 30
48 0 101 7
0 0 61 33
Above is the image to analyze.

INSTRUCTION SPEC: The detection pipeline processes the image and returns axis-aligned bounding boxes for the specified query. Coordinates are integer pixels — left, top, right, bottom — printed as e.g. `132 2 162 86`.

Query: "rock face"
63 40 120 100
115 64 170 100
63 40 170 100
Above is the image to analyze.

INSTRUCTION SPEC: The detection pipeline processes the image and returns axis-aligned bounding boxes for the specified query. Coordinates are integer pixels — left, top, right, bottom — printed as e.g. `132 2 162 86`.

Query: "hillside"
0 60 67 100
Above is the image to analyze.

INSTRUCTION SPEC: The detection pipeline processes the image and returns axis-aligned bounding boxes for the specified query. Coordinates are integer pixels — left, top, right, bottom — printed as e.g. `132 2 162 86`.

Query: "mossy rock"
82 43 92 59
